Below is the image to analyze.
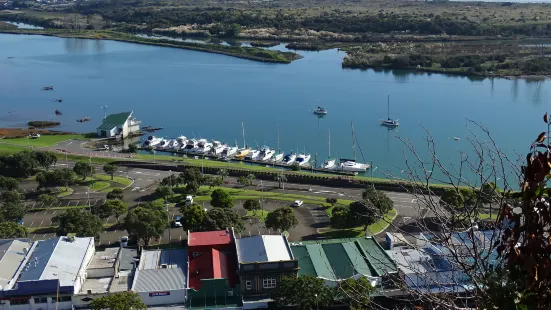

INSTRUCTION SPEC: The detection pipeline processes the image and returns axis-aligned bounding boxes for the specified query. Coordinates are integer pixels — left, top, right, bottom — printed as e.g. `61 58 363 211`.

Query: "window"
245 280 252 290
34 297 48 304
262 277 276 289
10 299 30 305
56 296 71 302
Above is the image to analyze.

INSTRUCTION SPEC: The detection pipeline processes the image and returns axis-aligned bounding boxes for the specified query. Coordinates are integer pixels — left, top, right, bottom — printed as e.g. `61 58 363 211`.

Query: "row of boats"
142 135 369 172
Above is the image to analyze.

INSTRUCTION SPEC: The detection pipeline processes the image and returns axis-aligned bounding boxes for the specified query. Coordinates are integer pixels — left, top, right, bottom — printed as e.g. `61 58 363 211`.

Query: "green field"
2 134 87 147
320 208 397 238
56 187 74 198
245 210 269 221
94 174 133 187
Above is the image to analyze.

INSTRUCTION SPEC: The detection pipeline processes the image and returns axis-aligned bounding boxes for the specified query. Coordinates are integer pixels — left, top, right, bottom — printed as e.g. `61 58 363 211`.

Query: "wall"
86 268 114 279
0 297 72 310
72 293 110 309
74 241 95 295
137 289 186 306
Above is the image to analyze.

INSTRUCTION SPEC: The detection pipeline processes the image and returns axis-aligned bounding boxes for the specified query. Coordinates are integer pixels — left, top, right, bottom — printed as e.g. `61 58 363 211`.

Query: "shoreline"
0 29 302 64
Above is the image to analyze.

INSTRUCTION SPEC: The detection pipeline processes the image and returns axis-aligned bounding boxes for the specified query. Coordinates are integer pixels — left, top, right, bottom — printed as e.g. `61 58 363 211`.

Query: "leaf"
536 132 546 143
545 113 549 124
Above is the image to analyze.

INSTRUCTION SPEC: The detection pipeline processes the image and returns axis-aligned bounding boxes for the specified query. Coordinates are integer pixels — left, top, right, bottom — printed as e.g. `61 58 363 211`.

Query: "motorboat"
282 153 296 165
184 139 198 152
218 155 231 162
381 95 399 128
143 136 162 147
245 149 260 160
211 140 227 155
157 139 170 149
296 153 311 166
222 144 239 157
313 106 328 115
337 159 369 172
162 139 176 150
256 146 275 161
272 153 284 162
235 148 251 159
194 139 213 154
322 158 337 169
176 136 188 149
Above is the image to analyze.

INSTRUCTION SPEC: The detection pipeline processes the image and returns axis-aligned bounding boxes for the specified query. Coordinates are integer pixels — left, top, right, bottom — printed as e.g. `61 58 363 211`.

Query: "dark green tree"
273 275 334 310
106 188 124 200
225 23 241 37
204 208 244 232
161 174 181 188
123 204 167 246
0 222 28 238
186 181 200 195
480 182 501 204
93 199 127 223
89 292 146 310
335 277 375 309
155 185 173 200
330 205 349 228
37 194 57 207
217 168 229 181
275 173 287 189
237 176 253 187
203 175 222 189
325 197 338 206
53 209 103 238
73 161 95 180
0 176 19 191
0 203 26 223
180 204 207 231
127 143 138 153
1 190 23 203
265 206 298 232
211 188 233 208
180 167 203 185
243 199 261 215
102 164 117 180
33 150 57 170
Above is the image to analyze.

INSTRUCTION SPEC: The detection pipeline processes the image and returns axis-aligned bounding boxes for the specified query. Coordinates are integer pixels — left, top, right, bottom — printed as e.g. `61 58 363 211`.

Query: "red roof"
212 249 228 279
188 230 232 247
188 247 237 290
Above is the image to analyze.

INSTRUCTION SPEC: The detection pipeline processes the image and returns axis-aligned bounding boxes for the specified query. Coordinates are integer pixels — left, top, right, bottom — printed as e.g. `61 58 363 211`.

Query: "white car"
292 200 303 207
120 236 128 247
185 195 194 205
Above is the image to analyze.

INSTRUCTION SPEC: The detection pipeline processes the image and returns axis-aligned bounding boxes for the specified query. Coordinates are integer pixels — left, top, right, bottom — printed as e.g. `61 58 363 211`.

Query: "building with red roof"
187 230 241 308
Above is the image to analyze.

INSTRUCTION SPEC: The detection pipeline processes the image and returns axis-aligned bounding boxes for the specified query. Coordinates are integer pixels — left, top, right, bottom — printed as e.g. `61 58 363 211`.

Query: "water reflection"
63 38 104 54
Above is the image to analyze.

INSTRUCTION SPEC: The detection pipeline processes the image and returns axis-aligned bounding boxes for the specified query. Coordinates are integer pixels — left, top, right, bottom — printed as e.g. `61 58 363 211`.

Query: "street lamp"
86 187 91 212
101 105 108 119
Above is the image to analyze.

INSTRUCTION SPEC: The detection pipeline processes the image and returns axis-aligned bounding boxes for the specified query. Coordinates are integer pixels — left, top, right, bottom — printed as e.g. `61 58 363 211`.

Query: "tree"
335 277 375 309
0 151 37 177
37 194 57 207
325 197 337 206
275 173 287 189
211 188 233 208
123 205 167 246
73 161 94 180
180 204 207 231
273 275 334 310
265 206 298 232
93 199 126 222
155 185 173 200
0 176 18 191
89 292 146 310
180 167 203 185
106 188 124 200
237 175 254 187
33 150 57 170
88 14 105 31
160 174 180 188
203 175 222 188
330 205 349 228
0 203 26 223
36 169 74 190
349 188 394 229
103 164 116 180
186 181 200 195
224 23 241 37
53 209 103 238
127 143 138 153
203 208 244 232
217 168 229 181
57 168 74 189
1 190 22 203
243 199 261 215
0 222 27 238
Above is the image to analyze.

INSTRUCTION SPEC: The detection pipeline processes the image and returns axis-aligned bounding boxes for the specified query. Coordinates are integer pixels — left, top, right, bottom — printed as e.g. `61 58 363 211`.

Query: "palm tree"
217 169 229 181
275 173 287 189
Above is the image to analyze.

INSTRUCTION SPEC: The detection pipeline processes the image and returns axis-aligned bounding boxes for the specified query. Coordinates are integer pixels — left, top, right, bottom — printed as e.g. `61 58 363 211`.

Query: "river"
0 33 548 184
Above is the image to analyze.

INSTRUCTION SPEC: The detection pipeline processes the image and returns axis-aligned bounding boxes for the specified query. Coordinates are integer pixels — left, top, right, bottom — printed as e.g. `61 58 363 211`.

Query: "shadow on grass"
30 227 57 234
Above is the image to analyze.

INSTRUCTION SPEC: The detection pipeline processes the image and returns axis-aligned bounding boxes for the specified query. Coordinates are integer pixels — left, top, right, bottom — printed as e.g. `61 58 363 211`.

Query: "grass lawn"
100 186 123 193
4 134 87 147
56 187 74 198
478 213 498 220
89 181 110 192
94 174 133 187
244 210 269 221
0 143 29 154
320 208 397 238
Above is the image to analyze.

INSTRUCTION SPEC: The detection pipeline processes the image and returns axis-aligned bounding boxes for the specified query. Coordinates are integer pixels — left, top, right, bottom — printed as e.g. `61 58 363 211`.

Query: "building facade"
96 111 140 138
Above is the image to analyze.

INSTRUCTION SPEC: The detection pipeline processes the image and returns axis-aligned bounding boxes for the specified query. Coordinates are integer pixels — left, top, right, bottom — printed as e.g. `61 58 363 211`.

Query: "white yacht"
162 139 176 150
222 143 239 157
143 136 162 147
322 158 337 169
184 139 198 153
296 153 311 166
194 139 213 154
256 146 275 161
176 136 188 150
211 140 227 155
157 138 170 149
337 160 369 172
282 153 296 165
272 153 284 162
245 149 260 160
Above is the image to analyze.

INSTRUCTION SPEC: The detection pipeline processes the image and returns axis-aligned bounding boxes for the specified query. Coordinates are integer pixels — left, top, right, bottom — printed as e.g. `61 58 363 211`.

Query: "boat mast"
277 124 280 154
387 94 390 120
328 129 331 158
242 122 246 148
351 121 356 161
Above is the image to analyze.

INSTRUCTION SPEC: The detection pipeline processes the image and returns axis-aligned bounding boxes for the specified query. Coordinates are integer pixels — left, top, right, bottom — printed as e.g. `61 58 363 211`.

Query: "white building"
96 111 140 138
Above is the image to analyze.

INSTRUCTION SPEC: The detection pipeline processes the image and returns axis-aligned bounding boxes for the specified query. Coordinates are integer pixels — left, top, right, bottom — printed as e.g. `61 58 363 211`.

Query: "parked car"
292 200 304 207
120 236 129 247
172 215 183 228
185 195 194 205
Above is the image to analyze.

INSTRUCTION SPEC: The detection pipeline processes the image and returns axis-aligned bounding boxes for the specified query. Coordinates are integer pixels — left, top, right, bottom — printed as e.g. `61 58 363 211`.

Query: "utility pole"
167 170 172 248
101 105 108 119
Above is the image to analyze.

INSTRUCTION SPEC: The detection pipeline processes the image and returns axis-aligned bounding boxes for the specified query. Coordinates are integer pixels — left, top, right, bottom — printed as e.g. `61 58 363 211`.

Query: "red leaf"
545 113 549 123
536 132 547 143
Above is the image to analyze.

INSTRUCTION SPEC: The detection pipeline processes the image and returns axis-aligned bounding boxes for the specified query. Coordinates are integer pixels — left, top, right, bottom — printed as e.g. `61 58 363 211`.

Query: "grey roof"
0 240 32 289
132 268 186 292
236 235 293 264
140 249 187 270
89 247 119 269
96 111 132 130
18 237 93 287
119 248 138 271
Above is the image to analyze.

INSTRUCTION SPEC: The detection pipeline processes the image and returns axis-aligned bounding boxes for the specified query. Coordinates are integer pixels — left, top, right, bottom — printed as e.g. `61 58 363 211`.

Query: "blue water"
0 33 548 184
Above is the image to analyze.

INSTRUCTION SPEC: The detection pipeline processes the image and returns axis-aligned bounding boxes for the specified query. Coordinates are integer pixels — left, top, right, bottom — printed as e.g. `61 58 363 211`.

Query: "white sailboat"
282 153 296 165
246 149 260 160
337 122 369 172
272 125 284 162
211 140 227 155
143 136 162 147
381 95 399 127
257 146 275 161
222 141 239 157
296 153 311 166
184 139 198 153
235 122 251 159
322 129 336 169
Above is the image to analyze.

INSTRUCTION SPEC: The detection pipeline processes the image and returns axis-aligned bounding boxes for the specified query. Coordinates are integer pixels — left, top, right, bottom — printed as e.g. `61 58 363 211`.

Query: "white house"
96 111 140 138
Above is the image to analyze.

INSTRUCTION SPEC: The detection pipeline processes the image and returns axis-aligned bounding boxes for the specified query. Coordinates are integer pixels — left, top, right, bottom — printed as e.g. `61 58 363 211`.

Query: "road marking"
32 234 36 239
42 234 47 238
76 201 80 206
31 189 35 192
53 210 57 215
58 202 62 207
43 210 48 215
49 221 52 226
67 201 70 206
29 221 34 228
39 221 43 227
98 240 103 245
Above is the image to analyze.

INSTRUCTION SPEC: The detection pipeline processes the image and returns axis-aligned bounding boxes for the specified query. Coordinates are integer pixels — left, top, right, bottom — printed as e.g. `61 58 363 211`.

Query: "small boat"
245 149 260 160
176 136 188 149
337 160 369 172
184 139 198 152
42 86 54 91
55 110 63 116
142 126 163 132
157 138 170 149
282 153 297 165
162 139 176 150
235 148 251 159
211 140 227 155
222 143 239 157
143 136 162 147
256 146 275 161
454 137 460 141
322 129 336 169
51 98 62 103
218 155 231 162
381 95 399 128
77 117 91 123
313 106 328 115
296 153 311 166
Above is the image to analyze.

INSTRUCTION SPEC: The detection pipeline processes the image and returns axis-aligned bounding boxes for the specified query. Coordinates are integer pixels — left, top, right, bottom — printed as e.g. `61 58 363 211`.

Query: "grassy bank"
0 29 301 64
2 134 87 147
320 208 398 238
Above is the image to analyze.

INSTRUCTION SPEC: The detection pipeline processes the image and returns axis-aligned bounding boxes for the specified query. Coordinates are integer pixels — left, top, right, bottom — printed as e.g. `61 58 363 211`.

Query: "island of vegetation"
2 0 551 76
28 121 60 128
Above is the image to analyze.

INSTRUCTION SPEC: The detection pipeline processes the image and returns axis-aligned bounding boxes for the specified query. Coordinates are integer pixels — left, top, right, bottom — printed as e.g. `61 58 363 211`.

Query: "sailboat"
272 125 284 162
235 122 251 159
381 95 399 127
337 122 369 172
322 129 336 169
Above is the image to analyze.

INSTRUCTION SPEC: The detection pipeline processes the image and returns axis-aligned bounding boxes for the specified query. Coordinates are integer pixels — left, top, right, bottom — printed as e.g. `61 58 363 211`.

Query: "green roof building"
290 237 397 289
96 111 140 138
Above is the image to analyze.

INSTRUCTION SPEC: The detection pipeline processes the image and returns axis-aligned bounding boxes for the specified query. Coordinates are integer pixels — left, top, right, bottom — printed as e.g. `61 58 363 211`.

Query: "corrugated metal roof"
188 231 232 247
18 238 58 282
357 237 398 276
0 240 32 289
96 111 132 130
132 268 186 292
236 235 292 264
305 244 334 280
291 246 316 277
